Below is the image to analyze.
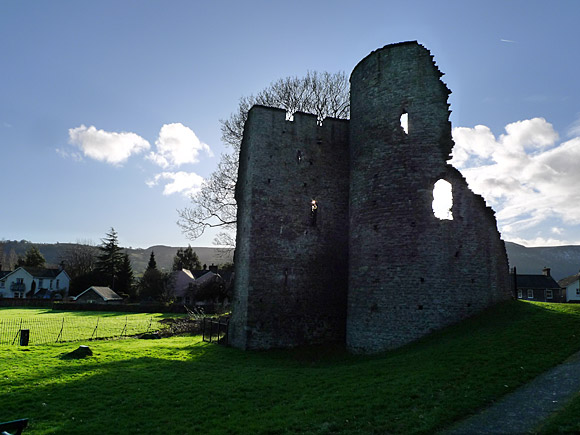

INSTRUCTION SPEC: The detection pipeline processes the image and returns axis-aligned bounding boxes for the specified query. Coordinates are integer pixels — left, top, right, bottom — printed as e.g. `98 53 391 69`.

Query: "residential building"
74 286 123 303
0 267 70 299
558 271 580 303
513 267 565 303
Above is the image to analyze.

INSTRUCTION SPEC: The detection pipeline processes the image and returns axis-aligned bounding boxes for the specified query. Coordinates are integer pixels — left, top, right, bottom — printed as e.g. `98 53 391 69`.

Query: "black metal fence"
202 316 229 345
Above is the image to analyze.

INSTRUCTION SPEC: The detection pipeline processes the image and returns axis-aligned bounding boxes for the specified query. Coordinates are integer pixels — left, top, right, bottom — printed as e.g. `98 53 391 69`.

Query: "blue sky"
1 0 579 248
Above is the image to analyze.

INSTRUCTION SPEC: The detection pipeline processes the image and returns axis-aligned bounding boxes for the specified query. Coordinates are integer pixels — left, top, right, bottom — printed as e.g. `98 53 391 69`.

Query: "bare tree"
60 241 98 280
0 242 19 271
177 71 350 245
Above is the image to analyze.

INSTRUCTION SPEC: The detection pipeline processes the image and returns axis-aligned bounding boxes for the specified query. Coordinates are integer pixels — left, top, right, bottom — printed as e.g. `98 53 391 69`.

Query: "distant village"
0 230 233 312
2 241 580 310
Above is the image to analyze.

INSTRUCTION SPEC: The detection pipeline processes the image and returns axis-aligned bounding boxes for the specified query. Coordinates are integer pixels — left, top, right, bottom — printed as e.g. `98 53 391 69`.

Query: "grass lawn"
0 308 179 320
3 300 580 434
0 308 181 345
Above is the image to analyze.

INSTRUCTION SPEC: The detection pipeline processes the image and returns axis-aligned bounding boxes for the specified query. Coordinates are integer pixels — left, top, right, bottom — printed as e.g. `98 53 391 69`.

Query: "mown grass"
0 307 180 320
2 300 580 434
0 308 181 345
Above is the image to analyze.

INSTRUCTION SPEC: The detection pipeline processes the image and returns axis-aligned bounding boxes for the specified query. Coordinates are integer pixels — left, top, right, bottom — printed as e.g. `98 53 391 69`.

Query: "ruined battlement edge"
228 41 511 353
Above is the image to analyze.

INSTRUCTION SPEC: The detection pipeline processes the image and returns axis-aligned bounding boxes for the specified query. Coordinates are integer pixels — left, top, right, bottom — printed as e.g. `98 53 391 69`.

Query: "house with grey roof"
513 267 565 303
558 271 580 303
0 266 70 299
169 269 196 305
74 286 123 303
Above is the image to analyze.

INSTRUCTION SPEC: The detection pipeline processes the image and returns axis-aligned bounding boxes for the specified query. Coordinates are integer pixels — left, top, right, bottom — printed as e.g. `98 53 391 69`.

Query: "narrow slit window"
296 150 302 163
400 112 409 135
432 179 453 220
310 200 318 226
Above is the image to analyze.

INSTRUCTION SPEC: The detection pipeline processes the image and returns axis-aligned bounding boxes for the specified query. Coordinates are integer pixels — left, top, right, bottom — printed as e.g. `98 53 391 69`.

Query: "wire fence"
0 316 164 346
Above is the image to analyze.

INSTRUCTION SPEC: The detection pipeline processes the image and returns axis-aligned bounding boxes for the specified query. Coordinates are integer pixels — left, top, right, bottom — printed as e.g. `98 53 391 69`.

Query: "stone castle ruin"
229 41 512 353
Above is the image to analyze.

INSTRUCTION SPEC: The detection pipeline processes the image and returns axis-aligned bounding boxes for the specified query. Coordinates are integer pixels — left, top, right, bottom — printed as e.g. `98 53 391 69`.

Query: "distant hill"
3 239 580 281
505 242 580 281
0 240 233 274
125 245 233 274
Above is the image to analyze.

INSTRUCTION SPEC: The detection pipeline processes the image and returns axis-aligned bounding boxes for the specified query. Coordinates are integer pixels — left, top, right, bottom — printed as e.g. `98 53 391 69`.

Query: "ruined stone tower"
228 41 512 353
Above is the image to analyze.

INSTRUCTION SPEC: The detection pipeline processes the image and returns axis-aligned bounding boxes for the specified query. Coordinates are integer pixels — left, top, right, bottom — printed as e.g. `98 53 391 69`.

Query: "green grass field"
537 391 580 433
2 301 580 434
0 308 179 345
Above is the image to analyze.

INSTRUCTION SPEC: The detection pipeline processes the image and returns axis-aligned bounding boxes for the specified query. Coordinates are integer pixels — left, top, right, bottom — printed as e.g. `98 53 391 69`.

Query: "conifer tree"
16 245 46 268
172 245 201 271
95 228 124 290
147 251 157 271
116 253 135 298
139 250 166 301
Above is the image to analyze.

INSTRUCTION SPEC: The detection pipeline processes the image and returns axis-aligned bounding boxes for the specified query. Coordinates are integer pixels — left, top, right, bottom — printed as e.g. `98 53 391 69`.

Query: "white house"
0 267 70 299
559 272 580 303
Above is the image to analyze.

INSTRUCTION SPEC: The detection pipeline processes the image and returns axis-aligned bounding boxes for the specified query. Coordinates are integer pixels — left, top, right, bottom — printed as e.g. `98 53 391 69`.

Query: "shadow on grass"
4 301 580 434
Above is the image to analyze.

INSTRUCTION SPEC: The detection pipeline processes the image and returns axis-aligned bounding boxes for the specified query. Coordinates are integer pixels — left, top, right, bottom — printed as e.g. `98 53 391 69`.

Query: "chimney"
542 267 551 277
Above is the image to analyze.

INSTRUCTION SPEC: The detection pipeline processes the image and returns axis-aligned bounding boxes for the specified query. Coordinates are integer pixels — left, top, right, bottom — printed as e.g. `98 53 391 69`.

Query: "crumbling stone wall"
228 107 350 349
346 42 511 352
229 41 512 353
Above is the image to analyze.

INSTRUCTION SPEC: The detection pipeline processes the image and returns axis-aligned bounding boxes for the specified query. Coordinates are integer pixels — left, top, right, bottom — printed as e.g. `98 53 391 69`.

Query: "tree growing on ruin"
177 71 350 245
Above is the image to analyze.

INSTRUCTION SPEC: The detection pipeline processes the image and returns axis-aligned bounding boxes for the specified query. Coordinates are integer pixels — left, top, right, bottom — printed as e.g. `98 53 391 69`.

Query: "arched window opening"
432 179 453 220
400 112 409 135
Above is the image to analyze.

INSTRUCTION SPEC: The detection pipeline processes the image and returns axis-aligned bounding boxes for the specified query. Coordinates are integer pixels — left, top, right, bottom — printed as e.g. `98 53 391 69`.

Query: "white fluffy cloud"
146 171 204 196
68 125 150 165
147 123 212 168
451 117 580 246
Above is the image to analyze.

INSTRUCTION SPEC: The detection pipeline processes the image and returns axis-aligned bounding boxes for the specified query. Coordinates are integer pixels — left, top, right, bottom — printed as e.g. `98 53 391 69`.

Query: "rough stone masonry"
228 41 512 353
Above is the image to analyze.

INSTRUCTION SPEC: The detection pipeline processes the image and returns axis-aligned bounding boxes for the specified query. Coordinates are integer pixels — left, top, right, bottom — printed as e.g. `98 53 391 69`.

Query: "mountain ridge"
2 240 579 281
0 240 233 274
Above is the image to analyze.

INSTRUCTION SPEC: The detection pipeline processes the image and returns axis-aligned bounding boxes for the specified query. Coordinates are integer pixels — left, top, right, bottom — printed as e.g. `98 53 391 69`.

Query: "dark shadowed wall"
229 107 350 349
230 41 511 353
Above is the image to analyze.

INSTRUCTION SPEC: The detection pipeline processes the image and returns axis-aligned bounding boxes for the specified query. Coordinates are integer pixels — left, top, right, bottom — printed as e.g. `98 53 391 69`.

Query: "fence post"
12 319 23 345
56 318 65 343
120 316 128 338
91 317 99 340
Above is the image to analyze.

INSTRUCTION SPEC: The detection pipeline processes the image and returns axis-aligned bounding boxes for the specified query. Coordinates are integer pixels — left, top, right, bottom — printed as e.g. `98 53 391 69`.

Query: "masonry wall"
229 106 350 349
346 42 511 353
